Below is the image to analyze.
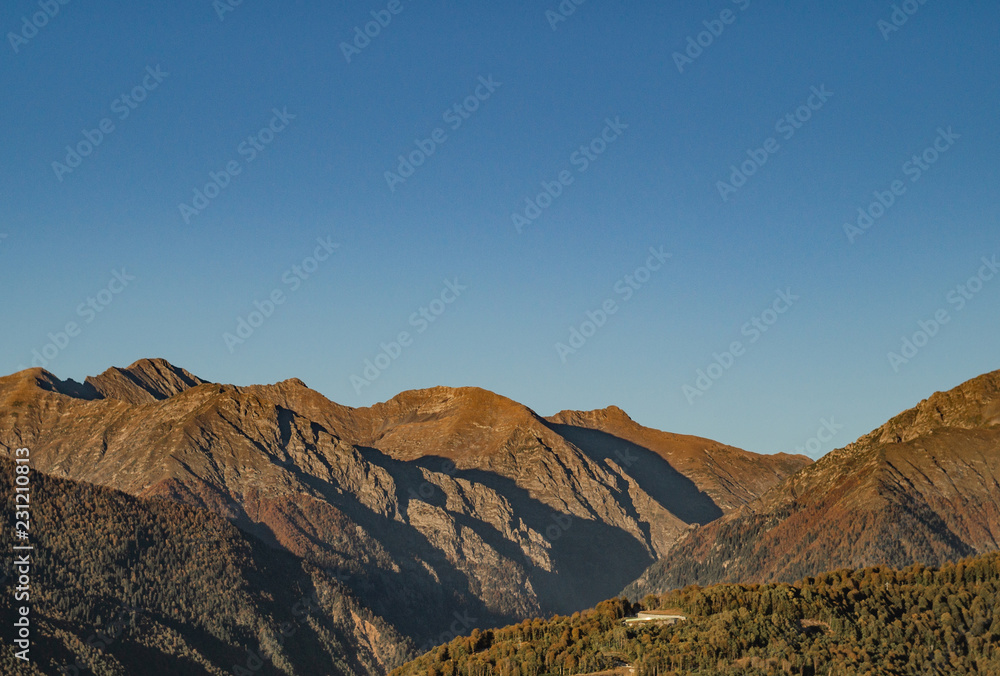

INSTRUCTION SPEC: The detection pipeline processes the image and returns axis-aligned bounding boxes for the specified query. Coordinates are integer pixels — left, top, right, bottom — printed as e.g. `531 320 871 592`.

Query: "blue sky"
2 1 997 458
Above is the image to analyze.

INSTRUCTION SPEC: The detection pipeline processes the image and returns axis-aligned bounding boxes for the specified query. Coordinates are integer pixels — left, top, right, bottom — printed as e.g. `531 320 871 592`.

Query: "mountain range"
1 359 997 674
626 369 1000 599
0 358 806 671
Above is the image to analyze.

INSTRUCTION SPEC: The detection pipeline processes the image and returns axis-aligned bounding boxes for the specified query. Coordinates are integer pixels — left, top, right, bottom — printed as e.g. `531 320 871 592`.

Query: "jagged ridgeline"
0 456 411 676
391 552 1000 676
627 369 1000 598
4 360 1000 675
0 358 809 666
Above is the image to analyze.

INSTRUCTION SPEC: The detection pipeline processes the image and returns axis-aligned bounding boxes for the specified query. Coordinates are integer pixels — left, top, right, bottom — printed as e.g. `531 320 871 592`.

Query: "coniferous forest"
393 552 1000 676
0 457 412 675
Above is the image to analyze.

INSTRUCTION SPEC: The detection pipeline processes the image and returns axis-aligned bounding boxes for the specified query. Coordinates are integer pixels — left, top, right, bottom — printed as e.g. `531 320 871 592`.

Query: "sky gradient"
3 1 998 458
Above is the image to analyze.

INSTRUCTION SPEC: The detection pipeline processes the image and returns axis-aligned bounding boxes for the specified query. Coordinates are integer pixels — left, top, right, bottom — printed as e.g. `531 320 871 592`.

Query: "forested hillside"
0 457 411 675
393 552 1000 676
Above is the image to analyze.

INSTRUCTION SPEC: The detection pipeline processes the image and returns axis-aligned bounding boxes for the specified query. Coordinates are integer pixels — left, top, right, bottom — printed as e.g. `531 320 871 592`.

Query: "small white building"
623 611 686 625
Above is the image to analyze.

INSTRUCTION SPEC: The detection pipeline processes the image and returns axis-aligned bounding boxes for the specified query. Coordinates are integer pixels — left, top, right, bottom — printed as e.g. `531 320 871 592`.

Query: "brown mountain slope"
548 405 810 515
626 369 1000 598
84 357 207 403
0 359 806 659
0 456 410 676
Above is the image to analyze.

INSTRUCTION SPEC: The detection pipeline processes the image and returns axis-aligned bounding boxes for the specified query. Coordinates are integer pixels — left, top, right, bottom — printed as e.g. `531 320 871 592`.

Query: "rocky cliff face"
547 405 810 514
84 357 207 403
626 370 1000 599
0 359 808 655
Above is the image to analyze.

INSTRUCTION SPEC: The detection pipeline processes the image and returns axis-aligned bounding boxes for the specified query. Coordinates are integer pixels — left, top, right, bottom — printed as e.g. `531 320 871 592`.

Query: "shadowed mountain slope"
0 359 807 665
548 405 810 518
626 370 1000 598
0 456 410 676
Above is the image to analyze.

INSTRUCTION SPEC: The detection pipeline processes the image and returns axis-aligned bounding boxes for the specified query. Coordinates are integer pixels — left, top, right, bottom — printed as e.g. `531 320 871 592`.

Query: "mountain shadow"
547 422 724 525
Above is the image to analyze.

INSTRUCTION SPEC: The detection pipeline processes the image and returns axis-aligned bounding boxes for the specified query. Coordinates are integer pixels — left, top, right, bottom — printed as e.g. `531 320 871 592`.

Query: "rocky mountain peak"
349 385 547 461
627 367 1000 598
83 357 207 404
548 405 635 429
871 369 1000 445
275 377 309 389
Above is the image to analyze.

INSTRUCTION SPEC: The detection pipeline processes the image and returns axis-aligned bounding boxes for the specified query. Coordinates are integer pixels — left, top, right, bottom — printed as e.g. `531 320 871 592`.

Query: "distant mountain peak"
549 405 635 427
351 385 546 460
378 385 540 421
626 367 1000 598
84 358 207 404
1 367 98 400
601 404 632 419
7 366 64 390
275 377 309 389
869 369 1000 445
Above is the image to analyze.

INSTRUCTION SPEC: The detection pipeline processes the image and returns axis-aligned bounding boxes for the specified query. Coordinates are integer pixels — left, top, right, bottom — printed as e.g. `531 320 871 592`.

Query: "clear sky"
2 1 997 458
